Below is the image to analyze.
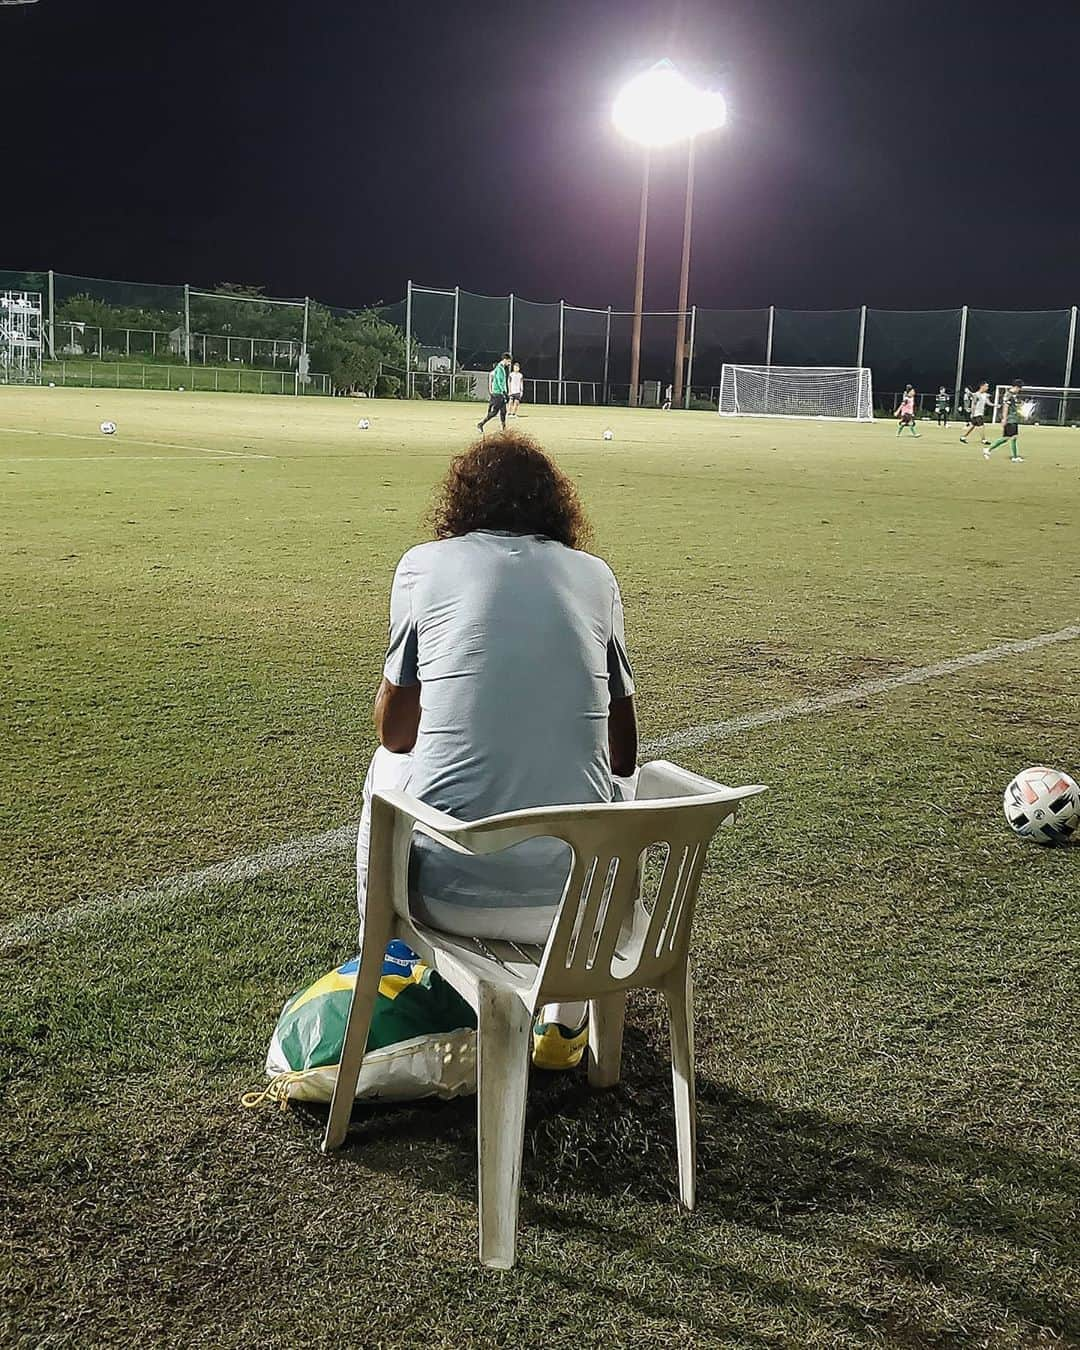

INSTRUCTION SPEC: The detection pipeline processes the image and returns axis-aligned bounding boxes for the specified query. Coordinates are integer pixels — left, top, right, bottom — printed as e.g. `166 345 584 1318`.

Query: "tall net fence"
689 309 770 400
772 309 863 368
5 266 1080 410
963 310 1072 390
863 309 963 396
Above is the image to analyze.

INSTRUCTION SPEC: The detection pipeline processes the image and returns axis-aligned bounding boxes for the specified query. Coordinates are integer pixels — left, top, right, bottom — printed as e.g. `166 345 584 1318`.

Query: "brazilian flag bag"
246 939 477 1108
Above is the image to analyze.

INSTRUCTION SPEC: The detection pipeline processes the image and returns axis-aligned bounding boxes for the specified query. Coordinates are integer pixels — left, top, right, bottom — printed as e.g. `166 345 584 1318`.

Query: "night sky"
6 0 1078 312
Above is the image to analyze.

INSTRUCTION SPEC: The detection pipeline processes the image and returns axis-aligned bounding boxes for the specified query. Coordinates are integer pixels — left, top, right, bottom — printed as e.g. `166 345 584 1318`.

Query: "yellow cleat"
531 1015 589 1071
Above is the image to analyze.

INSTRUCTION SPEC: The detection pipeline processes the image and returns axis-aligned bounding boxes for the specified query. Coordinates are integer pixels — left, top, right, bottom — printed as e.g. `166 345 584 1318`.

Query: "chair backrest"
529 788 759 1000
376 761 766 1002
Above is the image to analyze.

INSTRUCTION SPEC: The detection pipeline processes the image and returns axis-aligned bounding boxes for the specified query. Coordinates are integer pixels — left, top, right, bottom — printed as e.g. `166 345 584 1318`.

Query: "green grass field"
2 388 1078 1348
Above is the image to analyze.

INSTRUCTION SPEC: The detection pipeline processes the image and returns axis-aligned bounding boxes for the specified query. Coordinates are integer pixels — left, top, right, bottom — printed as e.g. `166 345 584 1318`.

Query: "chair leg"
664 962 696 1210
476 983 533 1270
587 991 627 1089
321 903 394 1153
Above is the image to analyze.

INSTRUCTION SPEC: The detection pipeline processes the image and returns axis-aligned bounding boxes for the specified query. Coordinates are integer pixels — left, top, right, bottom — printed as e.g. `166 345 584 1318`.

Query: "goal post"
992 384 1080 426
719 364 874 421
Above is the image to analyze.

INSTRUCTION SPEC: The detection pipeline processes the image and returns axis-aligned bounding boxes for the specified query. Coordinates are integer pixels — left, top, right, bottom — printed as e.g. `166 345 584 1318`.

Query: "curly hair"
430 430 592 550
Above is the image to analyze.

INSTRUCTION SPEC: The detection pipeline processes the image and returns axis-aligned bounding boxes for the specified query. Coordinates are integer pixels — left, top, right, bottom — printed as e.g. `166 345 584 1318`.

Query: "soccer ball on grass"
603 429 614 441
100 421 117 435
1003 766 1080 844
358 419 370 430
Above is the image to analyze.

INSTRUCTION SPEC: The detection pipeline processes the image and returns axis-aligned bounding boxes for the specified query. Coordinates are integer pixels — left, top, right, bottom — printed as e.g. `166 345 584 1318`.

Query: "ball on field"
1003 766 1080 845
48 381 55 388
177 385 185 392
603 429 614 441
358 418 370 430
100 421 117 435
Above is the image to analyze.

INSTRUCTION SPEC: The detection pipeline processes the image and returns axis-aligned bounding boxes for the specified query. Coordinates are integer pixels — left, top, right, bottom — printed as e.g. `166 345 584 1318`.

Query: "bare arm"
374 677 420 754
609 694 638 779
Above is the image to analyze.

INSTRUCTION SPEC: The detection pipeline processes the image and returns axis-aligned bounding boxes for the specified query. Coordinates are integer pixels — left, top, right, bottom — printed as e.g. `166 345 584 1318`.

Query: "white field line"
0 426 272 458
3 621 1078 952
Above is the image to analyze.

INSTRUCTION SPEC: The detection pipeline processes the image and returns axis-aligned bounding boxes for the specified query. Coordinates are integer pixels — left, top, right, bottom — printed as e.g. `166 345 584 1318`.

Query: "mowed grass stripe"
4 619 1077 953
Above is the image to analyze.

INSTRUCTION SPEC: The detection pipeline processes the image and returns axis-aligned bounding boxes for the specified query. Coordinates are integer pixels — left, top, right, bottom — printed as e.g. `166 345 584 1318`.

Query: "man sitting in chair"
357 429 637 1070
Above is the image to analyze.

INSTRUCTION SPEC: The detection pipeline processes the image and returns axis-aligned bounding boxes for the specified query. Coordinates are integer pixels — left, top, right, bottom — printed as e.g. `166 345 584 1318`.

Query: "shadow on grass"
294 1025 1075 1340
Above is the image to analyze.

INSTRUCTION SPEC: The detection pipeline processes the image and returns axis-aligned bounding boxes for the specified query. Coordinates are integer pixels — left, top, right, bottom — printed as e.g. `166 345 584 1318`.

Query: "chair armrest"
636 759 767 803
371 788 477 855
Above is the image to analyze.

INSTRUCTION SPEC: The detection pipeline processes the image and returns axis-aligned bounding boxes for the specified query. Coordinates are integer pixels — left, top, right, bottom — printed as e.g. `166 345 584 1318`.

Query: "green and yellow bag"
247 939 477 1109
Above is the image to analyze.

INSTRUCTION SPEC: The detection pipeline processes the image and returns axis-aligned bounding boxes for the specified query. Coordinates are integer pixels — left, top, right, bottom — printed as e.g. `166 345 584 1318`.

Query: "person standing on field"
935 386 950 426
960 380 992 446
478 353 512 433
894 385 920 437
507 361 524 417
983 380 1025 463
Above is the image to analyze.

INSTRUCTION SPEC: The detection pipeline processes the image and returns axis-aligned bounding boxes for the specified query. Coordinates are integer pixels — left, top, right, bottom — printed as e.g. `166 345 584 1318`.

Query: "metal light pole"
671 137 697 408
613 62 725 411
628 152 651 409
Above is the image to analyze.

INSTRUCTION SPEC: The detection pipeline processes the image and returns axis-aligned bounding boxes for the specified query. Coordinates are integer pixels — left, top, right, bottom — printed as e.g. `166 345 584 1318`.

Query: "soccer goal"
719 364 874 421
991 385 1080 426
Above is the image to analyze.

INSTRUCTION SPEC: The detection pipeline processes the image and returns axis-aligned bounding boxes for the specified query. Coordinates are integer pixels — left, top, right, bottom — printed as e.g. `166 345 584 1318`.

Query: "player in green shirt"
478 353 512 433
935 386 950 426
984 380 1025 462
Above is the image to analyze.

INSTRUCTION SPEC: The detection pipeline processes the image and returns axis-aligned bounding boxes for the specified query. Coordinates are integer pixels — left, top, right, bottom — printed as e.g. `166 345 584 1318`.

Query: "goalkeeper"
935 386 950 426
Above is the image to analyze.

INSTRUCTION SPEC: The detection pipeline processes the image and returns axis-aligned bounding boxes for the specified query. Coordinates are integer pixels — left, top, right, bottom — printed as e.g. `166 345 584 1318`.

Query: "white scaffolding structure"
0 290 44 384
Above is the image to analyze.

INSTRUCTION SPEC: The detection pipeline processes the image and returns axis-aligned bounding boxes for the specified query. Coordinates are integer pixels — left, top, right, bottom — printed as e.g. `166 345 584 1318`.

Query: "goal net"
992 384 1080 426
719 364 874 421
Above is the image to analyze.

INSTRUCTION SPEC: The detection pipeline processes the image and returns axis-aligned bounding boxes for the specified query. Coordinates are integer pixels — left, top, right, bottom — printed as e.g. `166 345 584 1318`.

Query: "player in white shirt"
960 380 992 446
507 361 524 417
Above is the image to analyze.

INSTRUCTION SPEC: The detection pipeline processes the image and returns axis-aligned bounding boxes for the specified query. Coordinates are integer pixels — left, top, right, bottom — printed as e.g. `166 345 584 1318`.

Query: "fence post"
856 304 867 368
451 285 459 401
47 269 55 359
684 305 697 408
602 306 612 404
766 305 775 365
1061 305 1077 423
184 283 191 364
508 292 514 360
557 300 565 404
405 279 413 399
301 297 310 380
953 305 968 418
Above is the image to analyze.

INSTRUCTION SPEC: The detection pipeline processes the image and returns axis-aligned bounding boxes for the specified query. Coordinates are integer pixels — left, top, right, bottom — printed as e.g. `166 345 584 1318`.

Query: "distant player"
478 353 512 433
935 386 950 426
960 381 992 445
894 385 920 437
983 380 1025 463
507 361 524 417
661 383 673 411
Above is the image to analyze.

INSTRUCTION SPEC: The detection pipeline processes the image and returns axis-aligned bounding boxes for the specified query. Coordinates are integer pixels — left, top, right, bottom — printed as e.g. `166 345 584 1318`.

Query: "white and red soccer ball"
1003 767 1080 845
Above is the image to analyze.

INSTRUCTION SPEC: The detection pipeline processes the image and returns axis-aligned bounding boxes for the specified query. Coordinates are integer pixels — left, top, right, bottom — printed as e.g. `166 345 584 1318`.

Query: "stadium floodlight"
612 61 726 148
613 61 726 407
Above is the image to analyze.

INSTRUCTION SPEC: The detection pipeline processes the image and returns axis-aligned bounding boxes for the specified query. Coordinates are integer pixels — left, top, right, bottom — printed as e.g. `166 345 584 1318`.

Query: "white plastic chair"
322 759 766 1269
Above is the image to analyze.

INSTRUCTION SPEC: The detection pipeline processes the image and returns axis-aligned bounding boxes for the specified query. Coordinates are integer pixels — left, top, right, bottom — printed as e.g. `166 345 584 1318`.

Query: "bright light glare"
613 63 727 147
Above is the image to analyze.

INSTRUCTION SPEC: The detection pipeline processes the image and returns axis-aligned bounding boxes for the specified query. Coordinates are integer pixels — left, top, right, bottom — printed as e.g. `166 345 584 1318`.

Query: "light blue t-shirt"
383 530 634 918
